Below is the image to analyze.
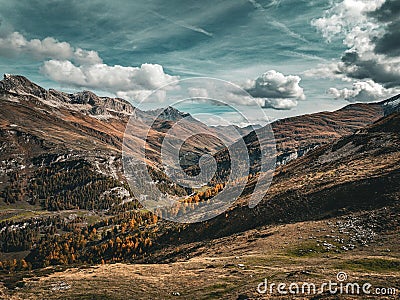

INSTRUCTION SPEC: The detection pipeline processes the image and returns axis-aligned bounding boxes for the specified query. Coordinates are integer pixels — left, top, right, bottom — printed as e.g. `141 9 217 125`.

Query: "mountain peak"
0 74 48 98
71 90 100 105
149 106 190 121
0 74 134 116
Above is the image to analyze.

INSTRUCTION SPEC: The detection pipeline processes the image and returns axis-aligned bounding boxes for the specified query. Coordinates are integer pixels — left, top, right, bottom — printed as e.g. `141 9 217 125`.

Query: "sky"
0 0 399 125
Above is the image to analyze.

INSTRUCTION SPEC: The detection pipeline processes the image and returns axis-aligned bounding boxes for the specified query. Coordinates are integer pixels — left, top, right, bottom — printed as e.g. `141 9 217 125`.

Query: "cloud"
303 62 348 80
369 0 400 57
328 80 396 102
268 19 309 43
181 71 305 110
248 0 308 43
0 31 178 102
308 0 400 88
0 31 102 65
245 70 305 100
337 49 400 87
41 60 179 101
240 70 305 110
311 0 385 42
224 93 265 107
263 98 298 110
73 48 103 65
150 10 213 37
116 90 167 103
187 83 265 107
188 87 209 99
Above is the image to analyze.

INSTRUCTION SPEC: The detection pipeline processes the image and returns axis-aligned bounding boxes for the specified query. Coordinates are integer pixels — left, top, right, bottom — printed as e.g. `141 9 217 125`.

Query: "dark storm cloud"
310 0 400 90
334 0 400 88
370 0 400 57
339 50 400 87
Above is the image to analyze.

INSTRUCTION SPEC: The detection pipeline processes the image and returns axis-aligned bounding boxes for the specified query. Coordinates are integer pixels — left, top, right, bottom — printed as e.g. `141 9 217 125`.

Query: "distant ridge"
379 93 400 115
0 74 134 116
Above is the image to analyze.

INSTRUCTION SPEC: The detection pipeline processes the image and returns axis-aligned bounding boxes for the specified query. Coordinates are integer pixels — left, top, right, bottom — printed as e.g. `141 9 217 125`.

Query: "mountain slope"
0 75 231 209
0 75 134 209
212 102 386 176
158 111 400 243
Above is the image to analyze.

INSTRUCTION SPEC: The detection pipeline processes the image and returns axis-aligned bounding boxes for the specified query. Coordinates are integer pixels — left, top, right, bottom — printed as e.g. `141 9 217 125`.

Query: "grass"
243 255 294 266
209 283 229 290
202 282 237 300
59 293 117 300
204 291 226 299
0 210 48 222
335 258 400 272
286 241 333 257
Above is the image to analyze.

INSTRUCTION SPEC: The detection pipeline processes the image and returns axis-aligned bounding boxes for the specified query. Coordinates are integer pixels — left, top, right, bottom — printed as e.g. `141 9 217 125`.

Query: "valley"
0 74 399 299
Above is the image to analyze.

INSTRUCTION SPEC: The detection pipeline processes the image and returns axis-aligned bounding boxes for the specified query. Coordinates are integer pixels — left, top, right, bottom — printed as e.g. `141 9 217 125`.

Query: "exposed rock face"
147 106 191 121
0 74 134 116
380 94 400 116
68 91 134 115
0 74 48 99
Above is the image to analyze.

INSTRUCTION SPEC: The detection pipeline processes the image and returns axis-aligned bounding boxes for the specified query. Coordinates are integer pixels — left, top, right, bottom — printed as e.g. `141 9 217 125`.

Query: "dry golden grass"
4 212 399 300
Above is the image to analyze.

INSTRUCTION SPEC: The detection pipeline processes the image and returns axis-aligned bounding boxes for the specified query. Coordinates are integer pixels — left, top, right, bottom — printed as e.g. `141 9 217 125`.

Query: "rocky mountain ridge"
1 74 399 211
380 93 400 116
0 74 134 117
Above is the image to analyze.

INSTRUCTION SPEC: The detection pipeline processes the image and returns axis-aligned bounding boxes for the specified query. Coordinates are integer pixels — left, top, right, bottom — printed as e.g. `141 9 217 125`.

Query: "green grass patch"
209 283 229 290
0 209 48 222
203 283 234 300
286 241 340 257
198 280 238 300
336 258 400 272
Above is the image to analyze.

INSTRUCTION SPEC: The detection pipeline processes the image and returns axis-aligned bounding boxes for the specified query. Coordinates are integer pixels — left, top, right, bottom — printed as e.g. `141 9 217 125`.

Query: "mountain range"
1 74 394 208
0 74 399 299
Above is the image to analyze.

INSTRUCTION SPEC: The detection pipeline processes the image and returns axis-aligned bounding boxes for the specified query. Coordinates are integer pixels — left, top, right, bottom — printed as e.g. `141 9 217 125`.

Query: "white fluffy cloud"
0 31 179 102
73 48 103 65
186 84 265 107
311 0 385 42
179 71 303 110
41 60 179 101
245 70 305 100
0 32 102 65
243 70 305 110
263 98 298 110
328 80 395 102
308 0 400 89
